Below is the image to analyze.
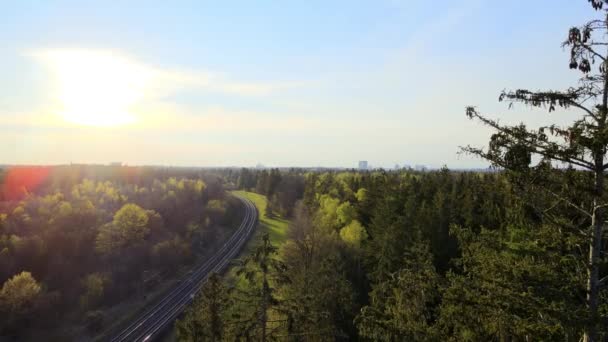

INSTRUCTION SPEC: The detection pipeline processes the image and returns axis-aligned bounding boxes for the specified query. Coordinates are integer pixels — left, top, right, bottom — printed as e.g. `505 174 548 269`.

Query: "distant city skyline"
0 1 594 168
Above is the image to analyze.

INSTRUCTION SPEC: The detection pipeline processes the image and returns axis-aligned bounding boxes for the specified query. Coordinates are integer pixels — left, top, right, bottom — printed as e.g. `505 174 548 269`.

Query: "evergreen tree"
356 243 440 341
176 273 230 342
230 233 286 341
438 225 585 341
463 2 608 339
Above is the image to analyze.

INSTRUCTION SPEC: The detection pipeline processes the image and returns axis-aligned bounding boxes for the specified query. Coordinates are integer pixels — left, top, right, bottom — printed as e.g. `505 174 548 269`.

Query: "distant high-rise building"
358 161 368 170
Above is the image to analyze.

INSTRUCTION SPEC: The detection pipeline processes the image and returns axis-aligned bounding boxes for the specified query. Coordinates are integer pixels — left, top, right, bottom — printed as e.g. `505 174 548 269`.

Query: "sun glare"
41 49 152 127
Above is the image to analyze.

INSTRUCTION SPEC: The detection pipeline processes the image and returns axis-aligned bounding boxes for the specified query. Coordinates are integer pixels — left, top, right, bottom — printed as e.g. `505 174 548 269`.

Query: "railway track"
110 195 258 342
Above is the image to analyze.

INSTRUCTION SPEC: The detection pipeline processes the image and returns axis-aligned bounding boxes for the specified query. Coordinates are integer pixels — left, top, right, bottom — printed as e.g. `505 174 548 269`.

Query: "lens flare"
1 167 51 201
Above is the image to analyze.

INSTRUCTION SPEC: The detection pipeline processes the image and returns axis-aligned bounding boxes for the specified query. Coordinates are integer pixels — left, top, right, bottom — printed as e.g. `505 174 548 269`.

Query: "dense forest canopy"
2 158 607 341
178 165 607 341
0 165 241 339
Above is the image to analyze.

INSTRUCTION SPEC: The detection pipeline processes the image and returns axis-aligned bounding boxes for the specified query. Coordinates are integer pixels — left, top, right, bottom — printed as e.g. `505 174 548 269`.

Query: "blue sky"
0 0 598 168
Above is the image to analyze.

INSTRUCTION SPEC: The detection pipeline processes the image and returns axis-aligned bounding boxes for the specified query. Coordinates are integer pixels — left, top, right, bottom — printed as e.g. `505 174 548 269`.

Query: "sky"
0 0 600 168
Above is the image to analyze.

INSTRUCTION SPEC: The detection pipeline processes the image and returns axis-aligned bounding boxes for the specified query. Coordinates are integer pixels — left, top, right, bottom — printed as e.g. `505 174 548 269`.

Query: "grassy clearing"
231 190 289 250
227 191 290 287
166 191 291 340
226 191 292 335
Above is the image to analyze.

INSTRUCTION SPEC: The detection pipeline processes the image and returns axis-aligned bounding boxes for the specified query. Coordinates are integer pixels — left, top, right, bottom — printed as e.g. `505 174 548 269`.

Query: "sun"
41 49 152 127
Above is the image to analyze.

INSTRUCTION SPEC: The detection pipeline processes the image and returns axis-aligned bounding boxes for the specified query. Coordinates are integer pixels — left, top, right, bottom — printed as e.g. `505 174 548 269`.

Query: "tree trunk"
261 275 268 342
583 119 605 342
584 47 608 341
585 194 603 342
261 244 269 342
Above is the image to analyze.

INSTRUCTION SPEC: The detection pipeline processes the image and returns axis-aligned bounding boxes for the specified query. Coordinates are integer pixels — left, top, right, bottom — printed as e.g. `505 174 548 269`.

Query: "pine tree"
463 2 608 339
438 225 585 340
356 243 440 341
230 233 286 341
176 273 230 342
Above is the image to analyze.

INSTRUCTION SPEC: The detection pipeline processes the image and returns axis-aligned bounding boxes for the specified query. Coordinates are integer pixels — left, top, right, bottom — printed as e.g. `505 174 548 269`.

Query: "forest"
177 168 606 341
5 163 606 341
176 2 608 341
0 165 241 339
3 1 608 341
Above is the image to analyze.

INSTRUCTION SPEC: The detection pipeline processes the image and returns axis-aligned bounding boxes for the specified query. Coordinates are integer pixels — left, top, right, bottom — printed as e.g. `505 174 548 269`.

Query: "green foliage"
79 273 107 311
357 244 440 341
4 154 606 341
183 165 606 341
279 204 356 339
0 165 233 338
463 3 608 339
0 271 41 314
222 233 287 341
94 202 155 255
316 194 341 231
339 220 367 248
355 188 367 202
232 190 290 247
177 273 230 342
336 201 356 226
95 223 124 255
113 203 149 242
285 168 589 340
232 169 305 217
151 236 192 272
438 225 586 340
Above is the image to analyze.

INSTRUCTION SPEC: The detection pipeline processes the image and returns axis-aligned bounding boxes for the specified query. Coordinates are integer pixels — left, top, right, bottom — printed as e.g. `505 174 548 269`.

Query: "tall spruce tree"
356 243 440 341
176 273 230 342
231 233 286 341
463 1 608 339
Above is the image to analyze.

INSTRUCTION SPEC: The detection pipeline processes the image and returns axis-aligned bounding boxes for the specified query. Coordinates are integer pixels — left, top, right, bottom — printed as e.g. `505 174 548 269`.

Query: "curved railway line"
110 195 258 342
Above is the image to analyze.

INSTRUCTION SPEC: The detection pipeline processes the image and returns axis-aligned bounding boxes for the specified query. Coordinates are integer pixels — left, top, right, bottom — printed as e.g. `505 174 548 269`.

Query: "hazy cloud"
29 48 300 99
